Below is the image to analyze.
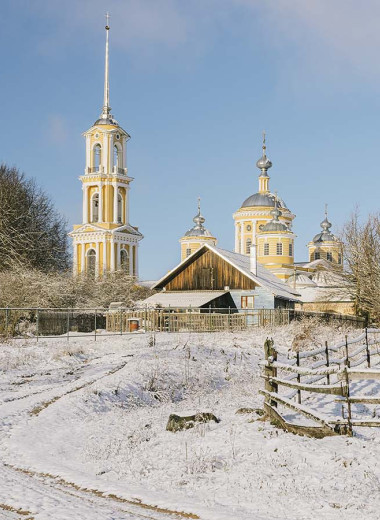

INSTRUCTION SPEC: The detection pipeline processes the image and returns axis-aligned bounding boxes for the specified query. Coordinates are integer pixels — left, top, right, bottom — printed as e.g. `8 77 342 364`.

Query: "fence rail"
261 328 380 437
0 306 366 340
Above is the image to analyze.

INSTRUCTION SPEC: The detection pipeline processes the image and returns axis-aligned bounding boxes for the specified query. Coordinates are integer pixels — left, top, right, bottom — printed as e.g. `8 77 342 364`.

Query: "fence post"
325 341 330 385
264 338 278 409
365 327 371 368
94 309 97 342
5 307 9 338
36 308 39 342
344 335 353 436
120 308 123 335
296 351 301 404
67 309 70 341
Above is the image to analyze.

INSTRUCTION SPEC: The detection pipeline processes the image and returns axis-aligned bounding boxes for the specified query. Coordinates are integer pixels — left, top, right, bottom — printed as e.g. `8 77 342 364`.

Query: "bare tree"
0 164 70 271
342 210 380 321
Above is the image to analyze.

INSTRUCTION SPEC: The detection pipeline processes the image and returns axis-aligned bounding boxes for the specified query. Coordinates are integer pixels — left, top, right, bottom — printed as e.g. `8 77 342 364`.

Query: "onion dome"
184 198 214 237
313 208 337 243
256 131 272 173
260 199 290 233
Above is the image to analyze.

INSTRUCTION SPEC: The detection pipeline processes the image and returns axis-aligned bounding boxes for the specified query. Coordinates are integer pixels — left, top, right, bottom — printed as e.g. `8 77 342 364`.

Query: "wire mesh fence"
0 307 366 341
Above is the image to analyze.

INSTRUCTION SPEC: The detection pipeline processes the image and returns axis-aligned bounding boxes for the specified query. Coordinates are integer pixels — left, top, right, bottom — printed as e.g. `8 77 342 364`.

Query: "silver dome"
241 191 288 209
313 214 337 243
184 198 215 238
260 202 289 233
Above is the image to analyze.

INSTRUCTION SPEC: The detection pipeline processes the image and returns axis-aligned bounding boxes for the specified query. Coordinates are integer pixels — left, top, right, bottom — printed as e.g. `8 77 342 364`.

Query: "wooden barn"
144 244 300 310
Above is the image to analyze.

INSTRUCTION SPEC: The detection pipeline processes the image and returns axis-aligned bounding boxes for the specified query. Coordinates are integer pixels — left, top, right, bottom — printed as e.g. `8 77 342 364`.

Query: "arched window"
276 243 283 255
87 249 96 277
327 252 333 262
314 251 320 260
117 193 122 223
91 193 99 223
120 249 130 275
245 238 252 255
93 144 101 172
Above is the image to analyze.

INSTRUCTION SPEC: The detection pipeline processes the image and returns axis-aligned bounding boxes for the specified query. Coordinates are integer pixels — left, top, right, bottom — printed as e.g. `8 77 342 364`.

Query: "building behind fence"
0 307 366 339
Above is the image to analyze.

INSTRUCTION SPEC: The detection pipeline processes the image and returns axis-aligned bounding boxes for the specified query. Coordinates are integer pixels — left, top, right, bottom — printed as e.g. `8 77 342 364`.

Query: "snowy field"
1 323 380 520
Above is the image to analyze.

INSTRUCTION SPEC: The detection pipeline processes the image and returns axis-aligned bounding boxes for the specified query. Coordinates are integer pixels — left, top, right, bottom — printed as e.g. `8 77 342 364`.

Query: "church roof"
241 191 288 209
183 198 215 238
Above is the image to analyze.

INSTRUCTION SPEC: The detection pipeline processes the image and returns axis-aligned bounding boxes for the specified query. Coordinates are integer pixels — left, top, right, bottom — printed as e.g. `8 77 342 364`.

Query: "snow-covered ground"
1 323 380 519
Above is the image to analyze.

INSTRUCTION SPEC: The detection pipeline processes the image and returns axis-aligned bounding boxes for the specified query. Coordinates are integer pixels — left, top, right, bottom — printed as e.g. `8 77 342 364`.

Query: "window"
120 249 130 274
93 144 101 172
91 193 99 223
241 296 254 309
338 253 342 264
186 248 192 257
327 252 333 262
117 193 122 223
245 238 252 255
264 243 269 256
276 242 283 255
289 242 293 256
87 249 96 277
314 251 320 260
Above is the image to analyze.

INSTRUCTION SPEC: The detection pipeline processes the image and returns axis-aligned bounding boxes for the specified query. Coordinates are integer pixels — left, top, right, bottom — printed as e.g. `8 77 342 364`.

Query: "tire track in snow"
2 463 199 520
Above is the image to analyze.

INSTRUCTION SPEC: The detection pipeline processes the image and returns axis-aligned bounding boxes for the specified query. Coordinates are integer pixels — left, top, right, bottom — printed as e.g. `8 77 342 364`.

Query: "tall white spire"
101 12 111 119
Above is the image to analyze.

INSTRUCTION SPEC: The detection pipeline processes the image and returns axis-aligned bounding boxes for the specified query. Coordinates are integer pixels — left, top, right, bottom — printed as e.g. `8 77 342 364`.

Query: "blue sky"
1 0 380 280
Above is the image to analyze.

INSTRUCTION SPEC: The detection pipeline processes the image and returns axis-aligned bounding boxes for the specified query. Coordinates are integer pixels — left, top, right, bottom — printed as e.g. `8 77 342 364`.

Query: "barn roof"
152 244 300 302
144 290 228 308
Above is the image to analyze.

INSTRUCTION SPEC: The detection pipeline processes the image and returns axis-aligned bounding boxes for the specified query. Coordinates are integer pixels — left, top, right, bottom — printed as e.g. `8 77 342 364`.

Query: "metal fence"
0 307 366 341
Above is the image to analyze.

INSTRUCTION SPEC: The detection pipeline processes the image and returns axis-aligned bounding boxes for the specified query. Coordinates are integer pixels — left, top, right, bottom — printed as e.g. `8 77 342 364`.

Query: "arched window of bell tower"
117 192 122 223
91 193 99 223
93 144 102 172
120 249 130 274
87 249 96 277
113 143 123 173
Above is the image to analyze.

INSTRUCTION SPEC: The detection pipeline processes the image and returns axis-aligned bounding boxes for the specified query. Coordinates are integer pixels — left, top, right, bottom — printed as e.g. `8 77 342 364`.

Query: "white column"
95 241 100 278
110 240 115 271
113 184 119 224
86 135 91 172
103 238 107 273
81 242 86 273
234 223 239 253
129 244 133 276
134 244 139 278
83 185 89 224
240 223 244 255
73 242 78 276
103 133 108 173
98 182 103 223
125 186 129 224
116 242 121 270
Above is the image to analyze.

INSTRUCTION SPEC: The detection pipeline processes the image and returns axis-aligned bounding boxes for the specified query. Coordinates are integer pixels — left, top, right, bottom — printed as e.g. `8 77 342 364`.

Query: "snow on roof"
298 286 353 303
144 291 228 308
152 244 300 302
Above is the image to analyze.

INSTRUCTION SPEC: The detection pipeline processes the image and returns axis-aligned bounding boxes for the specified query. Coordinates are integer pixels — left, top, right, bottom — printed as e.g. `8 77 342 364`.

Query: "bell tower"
70 14 143 277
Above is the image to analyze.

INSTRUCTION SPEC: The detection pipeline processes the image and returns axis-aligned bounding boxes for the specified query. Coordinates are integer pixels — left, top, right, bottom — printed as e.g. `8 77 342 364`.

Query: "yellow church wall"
308 243 342 265
296 301 355 315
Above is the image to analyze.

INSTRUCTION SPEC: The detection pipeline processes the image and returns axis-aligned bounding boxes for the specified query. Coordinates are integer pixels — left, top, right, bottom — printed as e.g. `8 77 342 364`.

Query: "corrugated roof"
152 244 300 302
144 291 228 308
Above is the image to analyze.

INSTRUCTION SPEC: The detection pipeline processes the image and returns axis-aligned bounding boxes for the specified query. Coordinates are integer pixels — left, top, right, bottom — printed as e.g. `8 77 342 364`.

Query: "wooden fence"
260 328 380 437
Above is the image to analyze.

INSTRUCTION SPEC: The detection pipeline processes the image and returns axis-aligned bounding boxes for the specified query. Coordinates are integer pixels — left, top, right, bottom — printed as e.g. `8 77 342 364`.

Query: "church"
146 136 352 314
68 19 352 315
69 16 143 278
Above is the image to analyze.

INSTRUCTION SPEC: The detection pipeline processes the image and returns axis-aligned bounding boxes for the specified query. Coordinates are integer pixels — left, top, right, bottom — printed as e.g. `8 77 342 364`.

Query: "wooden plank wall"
160 249 256 291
